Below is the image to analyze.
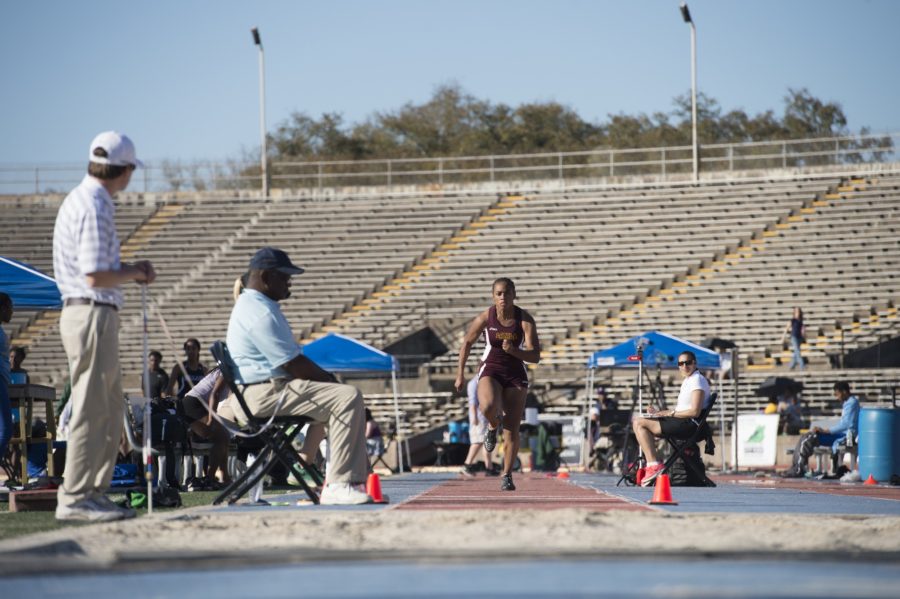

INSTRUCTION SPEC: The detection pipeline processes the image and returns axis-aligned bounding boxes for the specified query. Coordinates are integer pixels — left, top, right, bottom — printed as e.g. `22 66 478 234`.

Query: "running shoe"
460 464 477 478
485 465 501 477
500 473 515 491
641 463 665 487
483 425 498 453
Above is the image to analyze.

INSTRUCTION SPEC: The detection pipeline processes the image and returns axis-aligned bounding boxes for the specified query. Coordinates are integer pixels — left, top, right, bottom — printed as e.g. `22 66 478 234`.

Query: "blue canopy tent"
0 256 62 309
583 331 725 469
589 331 722 370
301 333 407 471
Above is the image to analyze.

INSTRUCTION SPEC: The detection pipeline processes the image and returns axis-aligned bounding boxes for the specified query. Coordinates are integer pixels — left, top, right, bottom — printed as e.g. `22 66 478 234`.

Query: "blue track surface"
571 473 900 515
200 472 455 514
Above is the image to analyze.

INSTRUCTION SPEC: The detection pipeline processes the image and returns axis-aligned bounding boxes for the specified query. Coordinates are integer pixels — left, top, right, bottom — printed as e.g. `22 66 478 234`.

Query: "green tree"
245 84 891 190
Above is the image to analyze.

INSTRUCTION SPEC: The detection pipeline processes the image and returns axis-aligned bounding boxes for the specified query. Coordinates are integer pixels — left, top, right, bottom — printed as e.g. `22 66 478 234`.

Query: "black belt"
64 298 118 311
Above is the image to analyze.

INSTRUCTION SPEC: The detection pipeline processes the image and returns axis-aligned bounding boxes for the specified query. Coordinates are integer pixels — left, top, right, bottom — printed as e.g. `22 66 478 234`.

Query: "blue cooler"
448 421 462 444
858 408 900 482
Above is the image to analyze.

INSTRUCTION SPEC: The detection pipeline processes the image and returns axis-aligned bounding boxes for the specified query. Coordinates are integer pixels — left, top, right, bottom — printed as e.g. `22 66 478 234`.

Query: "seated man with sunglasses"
632 351 711 487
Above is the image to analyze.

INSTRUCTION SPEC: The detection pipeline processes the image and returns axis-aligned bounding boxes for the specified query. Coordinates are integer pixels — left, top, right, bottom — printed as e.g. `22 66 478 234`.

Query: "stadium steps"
746 176 900 368
119 203 185 260
9 199 162 385
307 193 527 343
541 187 826 368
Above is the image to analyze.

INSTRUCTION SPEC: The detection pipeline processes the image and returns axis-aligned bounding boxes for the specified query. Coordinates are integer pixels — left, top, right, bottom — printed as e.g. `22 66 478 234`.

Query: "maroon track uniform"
478 305 529 389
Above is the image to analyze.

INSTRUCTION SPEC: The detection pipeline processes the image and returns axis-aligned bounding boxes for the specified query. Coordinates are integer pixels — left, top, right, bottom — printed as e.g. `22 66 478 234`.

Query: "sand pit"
2 507 899 575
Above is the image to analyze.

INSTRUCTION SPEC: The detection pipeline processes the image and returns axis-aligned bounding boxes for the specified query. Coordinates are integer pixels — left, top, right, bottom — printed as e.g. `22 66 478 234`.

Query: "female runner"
454 278 541 491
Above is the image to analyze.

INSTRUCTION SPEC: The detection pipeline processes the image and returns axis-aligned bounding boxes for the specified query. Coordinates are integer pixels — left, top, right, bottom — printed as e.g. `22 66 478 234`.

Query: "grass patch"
0 487 294 542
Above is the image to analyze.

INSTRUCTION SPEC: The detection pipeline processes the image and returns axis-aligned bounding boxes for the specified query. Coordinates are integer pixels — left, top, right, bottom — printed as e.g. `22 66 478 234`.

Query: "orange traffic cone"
366 472 388 503
557 470 570 479
648 474 678 505
863 474 878 486
635 467 646 486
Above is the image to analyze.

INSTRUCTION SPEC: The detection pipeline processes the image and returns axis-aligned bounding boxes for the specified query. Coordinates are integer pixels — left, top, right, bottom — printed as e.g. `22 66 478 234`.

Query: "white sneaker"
91 492 137 519
319 482 372 505
55 497 125 522
840 470 861 483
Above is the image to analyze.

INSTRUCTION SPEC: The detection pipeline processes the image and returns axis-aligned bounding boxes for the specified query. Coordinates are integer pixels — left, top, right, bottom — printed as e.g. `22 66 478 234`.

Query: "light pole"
252 27 269 196
680 3 698 183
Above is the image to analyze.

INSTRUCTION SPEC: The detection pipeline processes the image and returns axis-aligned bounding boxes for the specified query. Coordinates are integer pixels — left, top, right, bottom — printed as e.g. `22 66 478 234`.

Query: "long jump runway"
393 471 651 512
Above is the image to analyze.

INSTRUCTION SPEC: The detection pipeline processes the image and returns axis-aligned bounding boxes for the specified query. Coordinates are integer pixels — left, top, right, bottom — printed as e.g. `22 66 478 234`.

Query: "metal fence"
1 131 896 195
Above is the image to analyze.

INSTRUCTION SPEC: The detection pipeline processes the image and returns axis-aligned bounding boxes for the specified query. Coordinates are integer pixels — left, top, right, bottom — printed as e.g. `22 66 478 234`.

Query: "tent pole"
141 285 153 514
732 347 740 473
718 359 726 472
584 365 594 470
637 350 644 460
391 369 404 473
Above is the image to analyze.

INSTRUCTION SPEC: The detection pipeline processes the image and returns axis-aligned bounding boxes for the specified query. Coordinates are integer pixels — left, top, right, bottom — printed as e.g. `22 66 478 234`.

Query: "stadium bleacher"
4 170 898 433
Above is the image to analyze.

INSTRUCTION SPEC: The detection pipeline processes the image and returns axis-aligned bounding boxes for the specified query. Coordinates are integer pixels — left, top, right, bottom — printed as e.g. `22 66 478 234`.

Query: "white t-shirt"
675 370 711 412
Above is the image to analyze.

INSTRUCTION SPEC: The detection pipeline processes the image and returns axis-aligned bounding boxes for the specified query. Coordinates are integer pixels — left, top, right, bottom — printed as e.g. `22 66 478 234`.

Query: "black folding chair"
209 341 322 505
659 391 718 487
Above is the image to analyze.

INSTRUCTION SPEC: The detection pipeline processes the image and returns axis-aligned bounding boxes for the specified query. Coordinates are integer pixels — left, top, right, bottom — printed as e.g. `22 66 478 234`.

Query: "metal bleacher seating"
5 170 899 431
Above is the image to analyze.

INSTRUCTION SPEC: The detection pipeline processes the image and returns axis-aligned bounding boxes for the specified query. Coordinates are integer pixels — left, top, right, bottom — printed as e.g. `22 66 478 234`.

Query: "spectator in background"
167 337 207 399
232 272 249 302
9 346 29 384
460 376 496 478
365 408 385 460
783 307 806 370
0 293 13 461
142 350 169 400
596 387 618 412
782 382 860 478
777 390 804 435
181 368 232 489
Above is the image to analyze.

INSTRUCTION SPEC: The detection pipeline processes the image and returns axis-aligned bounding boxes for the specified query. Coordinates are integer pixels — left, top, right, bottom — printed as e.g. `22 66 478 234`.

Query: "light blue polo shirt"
226 289 301 384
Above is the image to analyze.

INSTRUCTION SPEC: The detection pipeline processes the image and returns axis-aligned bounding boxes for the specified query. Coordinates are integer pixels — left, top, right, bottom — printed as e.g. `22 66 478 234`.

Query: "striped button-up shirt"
52 175 123 308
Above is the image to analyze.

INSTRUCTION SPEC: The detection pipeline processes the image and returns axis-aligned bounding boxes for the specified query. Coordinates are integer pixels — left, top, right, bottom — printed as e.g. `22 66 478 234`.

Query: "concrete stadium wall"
5 160 899 207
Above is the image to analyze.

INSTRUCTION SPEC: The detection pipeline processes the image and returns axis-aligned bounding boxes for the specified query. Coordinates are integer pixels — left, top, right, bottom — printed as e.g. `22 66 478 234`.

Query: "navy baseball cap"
248 247 305 275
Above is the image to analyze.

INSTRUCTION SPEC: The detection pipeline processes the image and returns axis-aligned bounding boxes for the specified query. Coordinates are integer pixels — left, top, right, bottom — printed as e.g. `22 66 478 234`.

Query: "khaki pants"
218 378 368 484
57 305 124 507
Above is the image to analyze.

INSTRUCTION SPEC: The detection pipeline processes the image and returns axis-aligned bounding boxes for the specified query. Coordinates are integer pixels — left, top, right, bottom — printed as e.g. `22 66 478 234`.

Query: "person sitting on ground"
9 346 30 384
460 376 496 477
167 337 207 399
216 247 372 505
181 368 233 489
781 382 860 478
142 350 169 400
632 350 711 487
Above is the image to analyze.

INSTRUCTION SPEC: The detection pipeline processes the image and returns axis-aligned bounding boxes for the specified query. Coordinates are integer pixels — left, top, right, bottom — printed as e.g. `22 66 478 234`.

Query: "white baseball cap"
88 131 143 168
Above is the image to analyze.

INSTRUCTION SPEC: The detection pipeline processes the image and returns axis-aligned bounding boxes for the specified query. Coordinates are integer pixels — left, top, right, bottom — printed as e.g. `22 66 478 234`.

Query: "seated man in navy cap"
218 247 371 504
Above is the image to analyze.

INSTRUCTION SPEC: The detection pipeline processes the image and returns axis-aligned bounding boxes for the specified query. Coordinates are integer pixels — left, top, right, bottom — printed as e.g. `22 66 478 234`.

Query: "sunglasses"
677 360 695 367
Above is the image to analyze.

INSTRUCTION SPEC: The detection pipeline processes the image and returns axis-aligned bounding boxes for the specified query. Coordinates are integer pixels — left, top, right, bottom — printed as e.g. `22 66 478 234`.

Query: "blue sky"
2 0 898 166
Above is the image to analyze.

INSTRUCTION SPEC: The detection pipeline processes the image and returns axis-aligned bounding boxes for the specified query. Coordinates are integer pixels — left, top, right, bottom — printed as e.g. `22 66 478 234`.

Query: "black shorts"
658 417 699 439
181 395 208 423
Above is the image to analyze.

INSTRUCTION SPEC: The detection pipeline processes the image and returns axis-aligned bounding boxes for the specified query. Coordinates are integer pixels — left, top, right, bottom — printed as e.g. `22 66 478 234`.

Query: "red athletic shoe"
641 463 665 487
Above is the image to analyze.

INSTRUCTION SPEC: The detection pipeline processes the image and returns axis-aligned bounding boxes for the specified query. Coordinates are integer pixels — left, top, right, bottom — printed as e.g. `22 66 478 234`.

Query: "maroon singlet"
478 305 529 389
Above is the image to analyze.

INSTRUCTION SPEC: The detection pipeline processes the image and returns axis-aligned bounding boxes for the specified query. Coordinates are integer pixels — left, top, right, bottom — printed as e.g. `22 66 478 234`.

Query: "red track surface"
396 472 652 511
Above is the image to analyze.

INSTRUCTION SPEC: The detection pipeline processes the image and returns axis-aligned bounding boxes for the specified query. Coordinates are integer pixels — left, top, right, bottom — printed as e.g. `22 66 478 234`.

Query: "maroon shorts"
479 363 529 390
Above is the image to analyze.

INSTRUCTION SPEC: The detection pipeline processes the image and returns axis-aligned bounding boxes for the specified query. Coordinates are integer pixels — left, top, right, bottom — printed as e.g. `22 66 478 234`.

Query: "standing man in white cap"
52 131 156 522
